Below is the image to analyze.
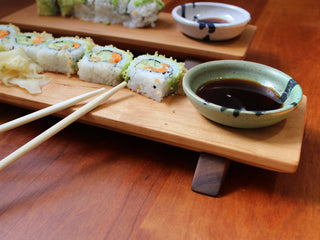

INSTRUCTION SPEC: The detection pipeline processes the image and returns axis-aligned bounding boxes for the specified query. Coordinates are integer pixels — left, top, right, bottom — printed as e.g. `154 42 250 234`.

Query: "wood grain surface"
0 0 320 239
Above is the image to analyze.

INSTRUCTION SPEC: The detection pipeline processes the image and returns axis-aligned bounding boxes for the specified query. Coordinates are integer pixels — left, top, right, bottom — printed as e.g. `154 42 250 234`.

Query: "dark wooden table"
0 0 319 239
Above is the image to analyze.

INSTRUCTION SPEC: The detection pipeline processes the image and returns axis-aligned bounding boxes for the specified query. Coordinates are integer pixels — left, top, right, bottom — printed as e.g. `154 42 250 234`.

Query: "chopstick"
0 87 105 133
0 81 127 171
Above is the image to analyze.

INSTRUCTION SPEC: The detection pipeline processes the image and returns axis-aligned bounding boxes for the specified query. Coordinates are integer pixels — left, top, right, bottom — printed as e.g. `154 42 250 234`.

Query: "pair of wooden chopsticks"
0 81 127 171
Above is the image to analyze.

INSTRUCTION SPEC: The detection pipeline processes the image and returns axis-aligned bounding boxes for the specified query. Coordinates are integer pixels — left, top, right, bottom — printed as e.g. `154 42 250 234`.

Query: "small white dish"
172 2 251 41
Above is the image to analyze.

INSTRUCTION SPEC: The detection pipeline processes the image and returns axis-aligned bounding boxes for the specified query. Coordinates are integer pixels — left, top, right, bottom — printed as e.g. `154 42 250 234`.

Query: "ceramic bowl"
171 2 251 41
183 60 303 128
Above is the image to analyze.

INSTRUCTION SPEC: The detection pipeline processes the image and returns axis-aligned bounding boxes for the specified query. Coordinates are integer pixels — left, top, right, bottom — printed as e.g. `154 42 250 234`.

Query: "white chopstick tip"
118 81 127 87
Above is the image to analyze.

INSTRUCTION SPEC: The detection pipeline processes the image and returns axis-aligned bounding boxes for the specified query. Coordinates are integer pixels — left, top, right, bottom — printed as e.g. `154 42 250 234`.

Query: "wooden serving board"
0 4 256 60
0 73 306 173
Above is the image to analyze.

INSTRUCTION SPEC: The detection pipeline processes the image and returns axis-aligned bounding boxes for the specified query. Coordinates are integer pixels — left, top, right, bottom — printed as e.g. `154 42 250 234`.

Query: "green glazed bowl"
183 60 303 128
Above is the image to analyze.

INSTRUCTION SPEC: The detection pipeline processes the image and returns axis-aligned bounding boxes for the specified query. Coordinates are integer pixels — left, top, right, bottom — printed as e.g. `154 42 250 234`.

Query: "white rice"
73 0 96 21
94 0 129 24
127 70 170 101
124 0 163 28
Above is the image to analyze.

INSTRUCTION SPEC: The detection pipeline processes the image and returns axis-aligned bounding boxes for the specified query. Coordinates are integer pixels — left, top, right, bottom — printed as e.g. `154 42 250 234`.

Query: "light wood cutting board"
0 4 256 60
0 73 306 173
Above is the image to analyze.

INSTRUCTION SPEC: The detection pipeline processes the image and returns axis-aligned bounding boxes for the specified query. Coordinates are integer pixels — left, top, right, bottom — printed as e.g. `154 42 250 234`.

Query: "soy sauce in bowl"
198 18 230 24
196 78 283 111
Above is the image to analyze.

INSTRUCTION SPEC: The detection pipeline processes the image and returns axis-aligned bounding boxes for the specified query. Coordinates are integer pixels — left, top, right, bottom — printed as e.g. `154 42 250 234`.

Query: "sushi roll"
74 0 96 21
0 24 20 51
124 0 165 28
58 0 76 17
36 0 59 16
37 36 94 75
113 0 131 15
125 53 185 101
94 0 130 24
36 0 165 28
12 32 53 63
78 45 133 86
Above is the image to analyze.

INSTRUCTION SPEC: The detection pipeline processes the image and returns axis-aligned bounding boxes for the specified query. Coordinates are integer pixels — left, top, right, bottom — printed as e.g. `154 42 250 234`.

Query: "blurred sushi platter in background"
0 4 256 60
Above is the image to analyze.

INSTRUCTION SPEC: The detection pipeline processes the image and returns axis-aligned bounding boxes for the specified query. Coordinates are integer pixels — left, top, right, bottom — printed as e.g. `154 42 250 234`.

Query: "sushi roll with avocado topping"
125 54 185 101
12 32 53 63
124 0 165 28
78 45 133 86
35 0 165 28
58 0 75 17
36 0 59 16
94 0 164 27
0 24 20 51
37 36 94 75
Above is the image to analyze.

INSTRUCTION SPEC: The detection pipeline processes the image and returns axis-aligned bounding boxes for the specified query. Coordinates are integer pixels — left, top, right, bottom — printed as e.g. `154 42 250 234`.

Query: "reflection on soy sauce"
196 78 283 111
198 18 229 24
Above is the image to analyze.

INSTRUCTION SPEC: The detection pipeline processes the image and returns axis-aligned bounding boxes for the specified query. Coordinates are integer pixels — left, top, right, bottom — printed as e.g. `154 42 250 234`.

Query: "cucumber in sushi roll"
0 24 20 51
125 54 185 101
78 45 133 86
12 32 53 63
37 36 94 75
36 0 59 16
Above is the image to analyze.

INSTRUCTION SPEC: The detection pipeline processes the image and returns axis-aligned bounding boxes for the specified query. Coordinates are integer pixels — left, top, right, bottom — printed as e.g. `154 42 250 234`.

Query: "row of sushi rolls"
36 0 165 28
0 23 186 102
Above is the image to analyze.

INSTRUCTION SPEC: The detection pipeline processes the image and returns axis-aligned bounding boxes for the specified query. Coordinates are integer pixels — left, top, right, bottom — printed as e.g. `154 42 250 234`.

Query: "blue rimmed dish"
182 60 303 128
171 2 251 41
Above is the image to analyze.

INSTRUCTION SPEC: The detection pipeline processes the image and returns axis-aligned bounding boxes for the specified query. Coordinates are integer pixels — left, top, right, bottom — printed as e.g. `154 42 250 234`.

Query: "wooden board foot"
191 153 230 197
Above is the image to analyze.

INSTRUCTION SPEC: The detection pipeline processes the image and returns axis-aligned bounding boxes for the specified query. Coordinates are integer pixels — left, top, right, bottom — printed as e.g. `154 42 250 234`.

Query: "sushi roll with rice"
36 0 59 15
124 0 165 28
37 36 94 75
113 0 131 15
36 0 165 28
78 45 133 86
0 24 20 51
12 32 53 63
94 0 164 27
58 0 75 17
125 54 185 101
74 0 96 21
94 0 130 24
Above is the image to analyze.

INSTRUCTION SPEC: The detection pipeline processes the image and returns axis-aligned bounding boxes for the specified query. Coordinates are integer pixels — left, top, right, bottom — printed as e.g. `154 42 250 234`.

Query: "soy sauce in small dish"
196 78 283 111
198 18 229 24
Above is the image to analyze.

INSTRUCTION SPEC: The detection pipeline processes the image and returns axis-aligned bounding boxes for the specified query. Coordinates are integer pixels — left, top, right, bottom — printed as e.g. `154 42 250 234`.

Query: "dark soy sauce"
196 78 283 111
198 18 229 24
